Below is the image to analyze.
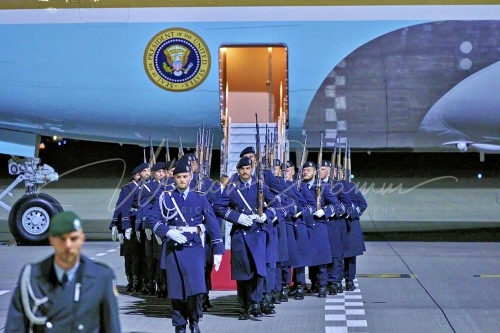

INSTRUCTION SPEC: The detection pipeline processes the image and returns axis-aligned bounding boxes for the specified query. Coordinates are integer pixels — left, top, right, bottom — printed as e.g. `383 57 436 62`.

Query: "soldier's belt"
169 226 200 234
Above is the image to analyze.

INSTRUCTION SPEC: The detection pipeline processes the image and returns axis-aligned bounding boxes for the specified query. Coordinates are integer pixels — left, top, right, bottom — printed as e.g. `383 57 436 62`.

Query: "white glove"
166 229 187 244
237 214 253 227
118 233 125 244
125 228 132 240
294 211 302 218
213 254 223 271
136 230 141 243
253 214 267 223
145 228 152 241
111 226 118 242
313 209 325 218
155 234 163 245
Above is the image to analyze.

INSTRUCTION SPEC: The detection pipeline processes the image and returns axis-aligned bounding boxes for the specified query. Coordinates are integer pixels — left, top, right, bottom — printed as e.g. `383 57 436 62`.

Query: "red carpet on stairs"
211 250 236 290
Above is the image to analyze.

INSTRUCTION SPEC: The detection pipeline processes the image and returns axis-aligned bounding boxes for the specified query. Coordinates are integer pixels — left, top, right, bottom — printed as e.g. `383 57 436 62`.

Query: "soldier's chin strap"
20 264 48 333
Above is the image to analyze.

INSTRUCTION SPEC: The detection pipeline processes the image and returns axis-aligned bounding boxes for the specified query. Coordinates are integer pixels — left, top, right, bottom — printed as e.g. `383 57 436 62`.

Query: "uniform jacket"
6 255 121 333
338 180 367 257
212 177 278 280
149 188 224 299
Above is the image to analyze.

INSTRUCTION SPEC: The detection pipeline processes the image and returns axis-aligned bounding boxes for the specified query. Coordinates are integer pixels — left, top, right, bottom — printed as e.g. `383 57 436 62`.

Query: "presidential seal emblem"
144 28 211 92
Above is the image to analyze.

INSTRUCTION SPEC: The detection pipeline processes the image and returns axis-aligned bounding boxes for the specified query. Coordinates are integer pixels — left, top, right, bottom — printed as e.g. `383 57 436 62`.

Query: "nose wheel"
8 193 63 245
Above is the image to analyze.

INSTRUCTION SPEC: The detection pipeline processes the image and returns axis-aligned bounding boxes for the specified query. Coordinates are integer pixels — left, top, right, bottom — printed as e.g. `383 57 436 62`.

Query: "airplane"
0 0 499 244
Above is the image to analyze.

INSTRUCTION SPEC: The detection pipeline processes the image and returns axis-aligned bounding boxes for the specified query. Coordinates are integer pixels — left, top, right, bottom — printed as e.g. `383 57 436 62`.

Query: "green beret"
49 211 82 236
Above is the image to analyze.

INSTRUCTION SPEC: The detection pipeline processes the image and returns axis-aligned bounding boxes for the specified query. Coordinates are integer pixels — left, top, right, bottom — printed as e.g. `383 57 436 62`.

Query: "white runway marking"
325 280 369 333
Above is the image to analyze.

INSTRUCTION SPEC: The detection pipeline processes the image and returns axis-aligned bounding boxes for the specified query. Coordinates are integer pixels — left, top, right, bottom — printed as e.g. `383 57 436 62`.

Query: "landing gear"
8 193 63 245
1 157 60 245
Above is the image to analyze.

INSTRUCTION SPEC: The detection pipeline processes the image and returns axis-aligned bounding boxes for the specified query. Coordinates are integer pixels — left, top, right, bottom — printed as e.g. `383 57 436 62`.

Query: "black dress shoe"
317 285 327 298
175 325 186 333
202 294 213 311
280 286 290 302
345 281 356 291
294 284 304 300
270 291 281 304
260 299 276 315
238 308 250 320
249 303 263 317
189 322 201 333
327 284 337 295
333 282 344 294
307 283 319 293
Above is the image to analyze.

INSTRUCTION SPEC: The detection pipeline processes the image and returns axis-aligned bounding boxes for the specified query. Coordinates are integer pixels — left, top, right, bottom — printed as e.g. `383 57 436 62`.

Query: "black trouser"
145 236 160 283
236 277 263 308
171 294 203 327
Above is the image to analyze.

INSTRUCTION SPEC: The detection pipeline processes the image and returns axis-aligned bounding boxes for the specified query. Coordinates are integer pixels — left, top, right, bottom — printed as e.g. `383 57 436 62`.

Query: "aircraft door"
220 45 288 125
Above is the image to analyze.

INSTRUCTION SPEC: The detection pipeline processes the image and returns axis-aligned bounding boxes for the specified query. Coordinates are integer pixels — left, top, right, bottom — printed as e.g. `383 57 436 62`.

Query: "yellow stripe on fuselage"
0 0 498 10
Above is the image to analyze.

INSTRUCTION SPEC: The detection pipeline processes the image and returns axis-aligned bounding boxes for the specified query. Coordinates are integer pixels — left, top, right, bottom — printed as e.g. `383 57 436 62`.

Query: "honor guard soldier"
128 162 150 292
280 161 311 301
149 156 224 333
111 162 148 292
7 211 121 333
213 157 279 320
137 161 167 295
300 161 343 298
110 168 140 291
324 161 350 295
237 147 287 313
337 167 367 292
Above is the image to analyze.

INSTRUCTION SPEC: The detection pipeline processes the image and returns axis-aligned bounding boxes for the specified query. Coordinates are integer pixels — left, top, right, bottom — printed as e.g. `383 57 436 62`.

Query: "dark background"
1 137 499 180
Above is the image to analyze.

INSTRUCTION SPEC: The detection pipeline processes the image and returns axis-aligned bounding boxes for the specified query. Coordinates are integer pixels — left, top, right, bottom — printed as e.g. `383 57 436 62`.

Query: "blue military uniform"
340 179 367 291
149 157 224 333
278 161 311 300
213 157 279 319
300 161 343 298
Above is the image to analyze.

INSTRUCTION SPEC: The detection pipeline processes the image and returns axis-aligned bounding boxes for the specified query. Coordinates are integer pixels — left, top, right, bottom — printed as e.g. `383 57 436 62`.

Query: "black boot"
333 282 344 294
268 291 279 304
279 285 289 302
133 276 143 292
327 283 337 295
260 297 276 315
175 325 186 333
345 280 356 291
202 294 213 311
126 275 134 292
317 285 327 298
294 284 304 300
238 307 250 320
189 322 201 333
249 303 263 317
147 281 156 295
307 283 319 293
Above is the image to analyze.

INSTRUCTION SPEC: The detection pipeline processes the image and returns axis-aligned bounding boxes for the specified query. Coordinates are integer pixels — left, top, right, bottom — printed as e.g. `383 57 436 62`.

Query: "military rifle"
178 136 184 159
336 136 342 181
345 140 351 182
195 125 205 193
255 113 264 216
329 137 337 188
149 137 156 166
296 135 307 189
165 135 170 162
315 133 323 211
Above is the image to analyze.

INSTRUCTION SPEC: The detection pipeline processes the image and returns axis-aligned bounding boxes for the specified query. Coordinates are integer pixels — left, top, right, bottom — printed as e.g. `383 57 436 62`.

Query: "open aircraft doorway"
219 45 289 178
219 45 289 126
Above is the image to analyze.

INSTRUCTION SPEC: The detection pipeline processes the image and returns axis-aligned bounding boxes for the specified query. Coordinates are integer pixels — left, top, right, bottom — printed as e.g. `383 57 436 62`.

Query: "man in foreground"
6 211 121 333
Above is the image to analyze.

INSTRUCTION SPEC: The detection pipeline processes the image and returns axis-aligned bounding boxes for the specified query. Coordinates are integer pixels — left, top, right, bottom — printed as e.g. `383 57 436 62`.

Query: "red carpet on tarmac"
211 250 236 290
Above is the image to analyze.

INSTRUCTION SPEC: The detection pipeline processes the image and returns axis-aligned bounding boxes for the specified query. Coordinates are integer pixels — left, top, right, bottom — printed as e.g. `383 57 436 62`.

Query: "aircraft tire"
8 193 64 245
